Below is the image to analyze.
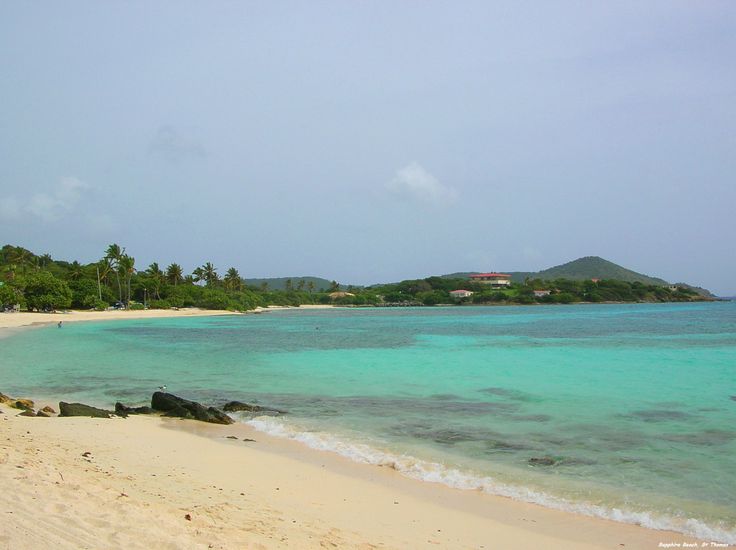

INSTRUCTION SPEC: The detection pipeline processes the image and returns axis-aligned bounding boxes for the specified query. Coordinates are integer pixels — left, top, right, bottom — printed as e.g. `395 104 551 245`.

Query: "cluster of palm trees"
100 244 243 304
0 246 52 280
102 244 135 304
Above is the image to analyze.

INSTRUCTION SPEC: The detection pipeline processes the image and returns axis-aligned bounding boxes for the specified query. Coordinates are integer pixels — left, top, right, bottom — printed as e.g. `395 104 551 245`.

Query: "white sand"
0 404 703 549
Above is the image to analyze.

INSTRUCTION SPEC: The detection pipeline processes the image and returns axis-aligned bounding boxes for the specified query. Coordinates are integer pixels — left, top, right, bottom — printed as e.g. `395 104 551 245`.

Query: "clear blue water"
2 302 735 541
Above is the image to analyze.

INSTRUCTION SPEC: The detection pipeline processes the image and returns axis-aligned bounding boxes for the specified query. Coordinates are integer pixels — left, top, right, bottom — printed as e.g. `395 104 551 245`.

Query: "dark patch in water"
528 456 558 466
429 393 462 400
528 455 596 467
557 456 597 466
630 409 692 422
661 430 736 446
478 387 533 401
389 422 501 446
510 414 551 422
485 439 538 453
730 395 736 402
428 429 479 445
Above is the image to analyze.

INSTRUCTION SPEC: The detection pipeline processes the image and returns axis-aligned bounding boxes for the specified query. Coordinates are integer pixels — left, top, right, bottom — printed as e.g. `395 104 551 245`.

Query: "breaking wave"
246 415 736 544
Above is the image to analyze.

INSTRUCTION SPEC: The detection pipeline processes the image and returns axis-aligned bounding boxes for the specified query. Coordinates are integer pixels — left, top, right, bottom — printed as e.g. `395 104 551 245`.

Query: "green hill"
525 256 669 285
444 256 671 286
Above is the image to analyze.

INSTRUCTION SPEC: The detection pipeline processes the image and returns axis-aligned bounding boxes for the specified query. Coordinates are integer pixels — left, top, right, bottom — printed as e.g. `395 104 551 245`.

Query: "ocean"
2 302 735 542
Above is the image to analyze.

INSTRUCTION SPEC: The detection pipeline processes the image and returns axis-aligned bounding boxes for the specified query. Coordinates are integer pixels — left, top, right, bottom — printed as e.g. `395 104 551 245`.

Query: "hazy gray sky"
1 2 734 294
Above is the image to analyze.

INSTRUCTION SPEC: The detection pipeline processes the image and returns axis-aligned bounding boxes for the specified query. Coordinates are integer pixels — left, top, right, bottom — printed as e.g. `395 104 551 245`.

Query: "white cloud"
1 177 90 222
386 162 457 206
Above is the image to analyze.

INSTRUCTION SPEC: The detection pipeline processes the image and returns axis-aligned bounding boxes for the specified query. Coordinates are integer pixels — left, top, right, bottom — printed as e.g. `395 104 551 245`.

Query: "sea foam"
246 415 736 544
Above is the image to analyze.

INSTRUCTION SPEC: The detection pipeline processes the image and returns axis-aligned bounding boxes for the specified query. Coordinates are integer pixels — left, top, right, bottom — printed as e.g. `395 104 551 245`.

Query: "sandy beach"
0 310 708 548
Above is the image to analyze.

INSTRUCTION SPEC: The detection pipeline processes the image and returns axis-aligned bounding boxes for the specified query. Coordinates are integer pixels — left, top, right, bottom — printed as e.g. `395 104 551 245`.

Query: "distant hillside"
444 256 672 286
244 276 337 292
528 256 670 285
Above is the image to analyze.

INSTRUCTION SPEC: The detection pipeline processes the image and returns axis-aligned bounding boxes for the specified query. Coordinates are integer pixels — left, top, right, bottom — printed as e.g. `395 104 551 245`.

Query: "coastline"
0 307 722 548
0 401 703 549
0 304 336 332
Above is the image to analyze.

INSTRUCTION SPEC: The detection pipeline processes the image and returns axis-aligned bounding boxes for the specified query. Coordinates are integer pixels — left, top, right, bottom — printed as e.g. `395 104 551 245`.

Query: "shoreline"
0 401 705 549
0 307 724 548
0 304 337 333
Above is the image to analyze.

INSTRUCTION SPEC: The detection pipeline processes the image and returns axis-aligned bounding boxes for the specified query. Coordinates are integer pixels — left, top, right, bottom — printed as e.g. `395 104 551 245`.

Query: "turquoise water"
2 302 735 541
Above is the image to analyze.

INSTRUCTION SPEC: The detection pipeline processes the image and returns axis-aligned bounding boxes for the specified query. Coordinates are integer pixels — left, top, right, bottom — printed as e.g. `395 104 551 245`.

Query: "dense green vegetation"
0 244 706 312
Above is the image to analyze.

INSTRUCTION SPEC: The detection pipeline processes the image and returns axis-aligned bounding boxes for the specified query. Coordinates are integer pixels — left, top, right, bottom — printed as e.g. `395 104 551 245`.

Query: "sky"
1 2 734 294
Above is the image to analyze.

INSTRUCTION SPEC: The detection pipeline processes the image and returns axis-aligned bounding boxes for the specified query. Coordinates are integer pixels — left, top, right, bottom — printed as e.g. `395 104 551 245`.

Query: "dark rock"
35 410 52 417
18 409 36 417
41 406 56 414
12 399 35 411
226 435 238 439
115 402 154 416
221 401 286 415
58 402 114 418
243 438 256 442
528 456 558 466
730 395 736 401
151 392 233 425
0 392 12 405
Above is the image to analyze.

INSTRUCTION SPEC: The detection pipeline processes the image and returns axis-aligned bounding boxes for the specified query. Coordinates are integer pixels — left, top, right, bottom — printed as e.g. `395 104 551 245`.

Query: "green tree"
166 263 184 286
105 243 125 302
0 283 24 309
145 262 164 299
23 271 72 311
224 267 242 291
67 260 85 281
38 253 53 268
118 255 136 304
201 262 219 286
329 280 340 292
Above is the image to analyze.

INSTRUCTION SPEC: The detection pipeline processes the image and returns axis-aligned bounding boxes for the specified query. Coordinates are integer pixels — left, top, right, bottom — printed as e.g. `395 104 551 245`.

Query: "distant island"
0 244 713 313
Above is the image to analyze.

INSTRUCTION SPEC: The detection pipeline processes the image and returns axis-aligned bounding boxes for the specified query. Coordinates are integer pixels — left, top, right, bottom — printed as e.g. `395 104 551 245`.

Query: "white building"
449 289 473 299
469 273 512 287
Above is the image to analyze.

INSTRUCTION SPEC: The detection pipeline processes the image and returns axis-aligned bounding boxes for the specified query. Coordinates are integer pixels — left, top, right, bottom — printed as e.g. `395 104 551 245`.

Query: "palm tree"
146 262 164 300
201 262 218 286
68 261 84 281
118 255 135 305
105 243 125 302
166 263 183 287
307 281 315 294
297 279 305 291
260 282 269 292
192 266 205 286
8 247 33 275
38 253 52 268
223 267 241 291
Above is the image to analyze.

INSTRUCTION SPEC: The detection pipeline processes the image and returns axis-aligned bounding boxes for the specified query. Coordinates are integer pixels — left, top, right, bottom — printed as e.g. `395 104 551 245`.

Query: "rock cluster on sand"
1 391 54 417
59 402 115 418
115 403 155 415
4 389 281 426
151 392 233 425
